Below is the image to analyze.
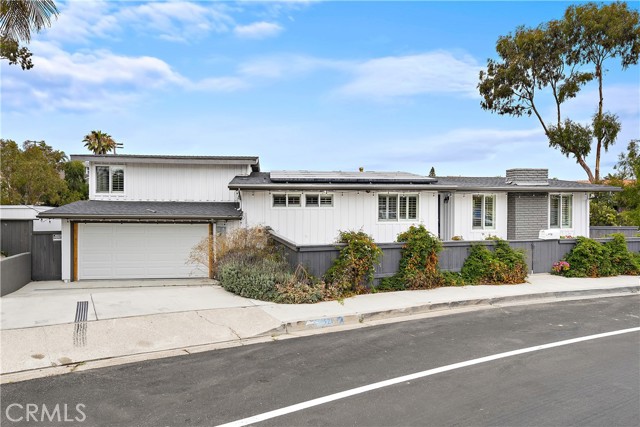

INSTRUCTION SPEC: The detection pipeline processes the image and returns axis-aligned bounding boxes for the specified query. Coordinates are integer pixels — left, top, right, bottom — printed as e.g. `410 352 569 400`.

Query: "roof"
229 172 621 192
71 154 260 171
38 201 242 221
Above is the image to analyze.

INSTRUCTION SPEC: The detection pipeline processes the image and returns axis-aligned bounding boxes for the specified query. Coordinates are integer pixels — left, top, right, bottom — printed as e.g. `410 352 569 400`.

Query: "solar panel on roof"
270 170 436 184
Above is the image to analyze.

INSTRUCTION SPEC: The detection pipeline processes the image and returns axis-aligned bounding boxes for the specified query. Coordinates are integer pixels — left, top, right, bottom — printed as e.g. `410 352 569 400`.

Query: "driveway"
0 279 273 330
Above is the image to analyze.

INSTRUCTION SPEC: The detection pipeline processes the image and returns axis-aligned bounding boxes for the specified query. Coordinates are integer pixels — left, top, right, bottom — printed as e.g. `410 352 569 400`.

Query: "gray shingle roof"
229 172 620 192
38 201 242 220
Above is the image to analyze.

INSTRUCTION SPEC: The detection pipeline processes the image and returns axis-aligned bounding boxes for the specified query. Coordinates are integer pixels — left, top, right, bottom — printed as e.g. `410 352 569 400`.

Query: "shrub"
560 237 615 278
324 230 382 295
218 256 292 301
603 234 640 275
460 240 527 285
188 226 274 277
394 225 444 289
275 265 341 304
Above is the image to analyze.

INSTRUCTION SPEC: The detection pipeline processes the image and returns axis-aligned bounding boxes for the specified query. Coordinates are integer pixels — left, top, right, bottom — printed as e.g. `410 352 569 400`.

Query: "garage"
78 223 208 280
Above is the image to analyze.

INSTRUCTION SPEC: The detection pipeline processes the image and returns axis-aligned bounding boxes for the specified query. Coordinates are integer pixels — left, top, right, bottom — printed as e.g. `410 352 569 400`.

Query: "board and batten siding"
451 192 509 240
241 190 439 245
89 163 251 202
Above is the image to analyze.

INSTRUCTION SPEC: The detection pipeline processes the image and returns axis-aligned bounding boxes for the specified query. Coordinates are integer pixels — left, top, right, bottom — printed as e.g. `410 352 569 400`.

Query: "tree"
0 139 87 206
1 139 66 205
63 160 88 203
0 0 58 69
83 130 117 155
428 167 436 178
607 140 640 226
479 2 640 183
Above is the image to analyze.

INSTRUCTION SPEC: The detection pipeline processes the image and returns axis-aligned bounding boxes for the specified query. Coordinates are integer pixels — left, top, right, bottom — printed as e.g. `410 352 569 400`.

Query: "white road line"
217 327 640 427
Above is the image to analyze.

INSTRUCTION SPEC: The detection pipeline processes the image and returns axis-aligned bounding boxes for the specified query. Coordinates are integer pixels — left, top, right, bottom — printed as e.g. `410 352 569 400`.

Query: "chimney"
505 168 548 186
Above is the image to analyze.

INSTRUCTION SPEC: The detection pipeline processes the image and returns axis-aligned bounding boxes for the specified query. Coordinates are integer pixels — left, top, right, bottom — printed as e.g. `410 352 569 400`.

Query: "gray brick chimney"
505 168 548 186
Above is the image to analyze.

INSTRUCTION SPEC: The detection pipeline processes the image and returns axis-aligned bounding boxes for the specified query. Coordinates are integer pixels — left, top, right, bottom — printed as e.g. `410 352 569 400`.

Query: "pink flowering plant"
551 261 570 274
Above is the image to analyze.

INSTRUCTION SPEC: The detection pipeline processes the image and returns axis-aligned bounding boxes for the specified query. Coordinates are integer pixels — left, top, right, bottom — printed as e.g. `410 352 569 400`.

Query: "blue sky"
2 0 638 179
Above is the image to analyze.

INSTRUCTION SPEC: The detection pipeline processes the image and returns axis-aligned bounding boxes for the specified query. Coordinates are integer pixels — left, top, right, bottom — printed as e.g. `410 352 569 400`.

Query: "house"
229 168 615 244
39 154 259 281
40 155 618 282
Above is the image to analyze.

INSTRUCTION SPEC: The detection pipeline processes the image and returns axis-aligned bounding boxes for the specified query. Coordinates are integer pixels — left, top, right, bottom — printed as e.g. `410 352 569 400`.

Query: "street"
2 296 639 426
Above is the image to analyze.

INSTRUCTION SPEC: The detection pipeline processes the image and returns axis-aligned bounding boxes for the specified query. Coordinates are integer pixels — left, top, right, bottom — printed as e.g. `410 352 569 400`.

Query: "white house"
40 154 259 281
40 155 616 282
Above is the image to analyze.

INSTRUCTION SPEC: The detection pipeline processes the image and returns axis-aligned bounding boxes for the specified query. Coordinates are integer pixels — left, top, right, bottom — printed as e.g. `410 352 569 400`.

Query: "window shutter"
550 195 560 228
408 196 417 220
320 195 333 206
306 195 319 207
472 195 482 228
561 195 572 228
388 195 398 220
287 195 301 207
484 195 494 228
378 196 387 220
111 168 124 192
399 196 407 219
96 166 109 193
273 195 286 207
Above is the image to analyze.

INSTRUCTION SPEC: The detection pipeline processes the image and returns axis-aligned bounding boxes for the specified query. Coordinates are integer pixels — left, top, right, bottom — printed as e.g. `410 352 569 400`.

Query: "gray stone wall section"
507 192 549 240
1 253 31 296
506 168 549 184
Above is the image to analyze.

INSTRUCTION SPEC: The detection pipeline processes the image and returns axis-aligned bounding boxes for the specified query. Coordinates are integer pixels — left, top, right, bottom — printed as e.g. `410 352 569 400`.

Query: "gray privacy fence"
590 226 639 238
1 253 31 296
1 220 32 256
269 231 640 280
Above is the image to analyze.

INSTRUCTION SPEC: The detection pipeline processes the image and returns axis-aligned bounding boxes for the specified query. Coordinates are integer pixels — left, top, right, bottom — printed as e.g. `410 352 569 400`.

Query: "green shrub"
395 225 443 289
460 240 527 285
561 237 615 277
218 256 292 301
604 234 640 275
324 230 383 295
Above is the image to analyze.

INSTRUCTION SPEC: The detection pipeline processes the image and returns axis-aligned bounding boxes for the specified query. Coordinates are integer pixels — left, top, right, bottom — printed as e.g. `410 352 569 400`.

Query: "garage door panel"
78 224 207 280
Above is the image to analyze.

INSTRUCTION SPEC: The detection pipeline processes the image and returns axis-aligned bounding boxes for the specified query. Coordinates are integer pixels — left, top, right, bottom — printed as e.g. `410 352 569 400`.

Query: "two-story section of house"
40 154 259 281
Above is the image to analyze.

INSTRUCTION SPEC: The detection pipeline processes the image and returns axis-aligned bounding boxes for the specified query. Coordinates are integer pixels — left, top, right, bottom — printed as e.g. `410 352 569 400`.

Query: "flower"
552 261 570 273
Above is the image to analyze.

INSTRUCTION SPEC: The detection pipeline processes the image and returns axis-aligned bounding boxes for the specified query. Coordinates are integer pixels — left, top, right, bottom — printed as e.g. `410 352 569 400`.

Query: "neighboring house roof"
71 154 260 171
229 172 621 192
38 201 242 221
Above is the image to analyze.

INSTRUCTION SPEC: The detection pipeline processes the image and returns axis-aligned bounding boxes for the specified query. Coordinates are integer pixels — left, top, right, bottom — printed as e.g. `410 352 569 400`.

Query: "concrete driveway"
0 279 273 330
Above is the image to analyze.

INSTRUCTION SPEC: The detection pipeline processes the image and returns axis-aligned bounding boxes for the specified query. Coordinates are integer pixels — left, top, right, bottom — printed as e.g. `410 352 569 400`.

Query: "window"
378 194 417 221
272 193 304 207
305 194 333 207
550 194 573 228
96 165 125 194
472 194 495 229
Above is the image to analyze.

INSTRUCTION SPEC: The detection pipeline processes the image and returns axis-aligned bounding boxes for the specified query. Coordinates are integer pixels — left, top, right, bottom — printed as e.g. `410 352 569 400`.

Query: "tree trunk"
594 62 604 183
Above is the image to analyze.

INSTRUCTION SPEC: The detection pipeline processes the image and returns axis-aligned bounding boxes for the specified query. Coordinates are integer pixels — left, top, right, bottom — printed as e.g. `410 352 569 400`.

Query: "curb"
279 286 640 334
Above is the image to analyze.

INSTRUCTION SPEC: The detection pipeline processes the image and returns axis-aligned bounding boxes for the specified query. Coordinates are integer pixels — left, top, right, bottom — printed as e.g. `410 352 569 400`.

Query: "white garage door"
78 223 208 280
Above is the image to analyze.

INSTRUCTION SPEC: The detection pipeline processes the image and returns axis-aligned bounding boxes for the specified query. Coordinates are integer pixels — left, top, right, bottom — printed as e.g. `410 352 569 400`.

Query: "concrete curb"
277 286 640 334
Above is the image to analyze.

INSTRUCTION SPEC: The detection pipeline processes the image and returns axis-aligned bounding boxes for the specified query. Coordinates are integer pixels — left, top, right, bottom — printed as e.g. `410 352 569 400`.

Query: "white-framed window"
272 193 302 207
550 194 573 228
378 194 418 221
305 194 333 207
472 194 495 229
95 165 125 194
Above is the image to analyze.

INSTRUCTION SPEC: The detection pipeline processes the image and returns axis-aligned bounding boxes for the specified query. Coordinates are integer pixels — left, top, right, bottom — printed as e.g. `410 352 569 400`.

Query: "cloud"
234 21 284 39
237 54 348 78
0 41 246 112
336 51 483 100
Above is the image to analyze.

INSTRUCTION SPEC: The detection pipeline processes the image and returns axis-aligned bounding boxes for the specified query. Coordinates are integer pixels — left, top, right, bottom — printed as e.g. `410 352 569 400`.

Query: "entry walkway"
0 274 638 379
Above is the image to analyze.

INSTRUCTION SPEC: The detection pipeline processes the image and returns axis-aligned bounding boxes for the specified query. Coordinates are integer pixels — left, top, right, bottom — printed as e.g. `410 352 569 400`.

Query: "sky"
1 0 639 180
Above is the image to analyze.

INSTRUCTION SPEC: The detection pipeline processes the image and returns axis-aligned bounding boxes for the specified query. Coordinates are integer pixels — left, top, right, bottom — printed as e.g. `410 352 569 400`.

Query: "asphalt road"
2 296 639 427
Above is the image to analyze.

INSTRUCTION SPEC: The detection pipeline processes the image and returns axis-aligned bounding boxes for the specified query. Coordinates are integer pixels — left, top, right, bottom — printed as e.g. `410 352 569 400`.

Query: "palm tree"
0 0 58 42
83 131 117 155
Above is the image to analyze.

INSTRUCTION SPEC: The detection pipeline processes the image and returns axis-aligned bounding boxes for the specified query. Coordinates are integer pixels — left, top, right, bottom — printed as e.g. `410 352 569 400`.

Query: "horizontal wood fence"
589 226 639 238
270 231 640 280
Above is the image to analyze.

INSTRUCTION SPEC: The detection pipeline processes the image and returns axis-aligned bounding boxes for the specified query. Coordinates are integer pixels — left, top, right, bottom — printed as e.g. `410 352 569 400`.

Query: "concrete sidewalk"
1 274 638 381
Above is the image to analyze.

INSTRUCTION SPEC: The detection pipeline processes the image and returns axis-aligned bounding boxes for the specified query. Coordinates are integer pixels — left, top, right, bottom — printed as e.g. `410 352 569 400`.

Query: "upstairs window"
96 165 125 194
472 194 495 229
379 194 417 221
550 194 572 228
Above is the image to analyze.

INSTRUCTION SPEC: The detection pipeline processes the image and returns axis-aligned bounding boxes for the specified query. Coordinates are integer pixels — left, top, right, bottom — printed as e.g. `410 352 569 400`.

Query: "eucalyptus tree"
479 2 639 183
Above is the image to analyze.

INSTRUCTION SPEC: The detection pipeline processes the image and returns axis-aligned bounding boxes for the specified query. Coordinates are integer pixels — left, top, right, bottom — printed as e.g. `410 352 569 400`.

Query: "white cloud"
237 54 348 78
336 51 483 100
234 21 284 39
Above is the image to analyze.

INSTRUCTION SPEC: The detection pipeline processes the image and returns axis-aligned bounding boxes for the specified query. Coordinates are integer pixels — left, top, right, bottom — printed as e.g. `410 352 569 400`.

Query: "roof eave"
71 155 259 167
37 213 242 220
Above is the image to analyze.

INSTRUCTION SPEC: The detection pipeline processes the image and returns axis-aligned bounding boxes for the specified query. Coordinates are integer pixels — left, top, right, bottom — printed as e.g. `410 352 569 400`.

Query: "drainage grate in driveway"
74 301 89 323
74 301 89 347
